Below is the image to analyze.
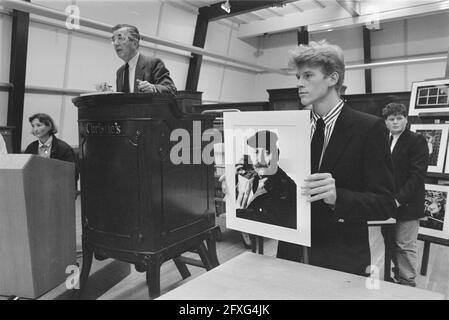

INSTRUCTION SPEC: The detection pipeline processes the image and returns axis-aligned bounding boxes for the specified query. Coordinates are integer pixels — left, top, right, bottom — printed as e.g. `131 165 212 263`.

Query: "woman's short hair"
382 103 408 119
29 113 58 135
288 40 345 93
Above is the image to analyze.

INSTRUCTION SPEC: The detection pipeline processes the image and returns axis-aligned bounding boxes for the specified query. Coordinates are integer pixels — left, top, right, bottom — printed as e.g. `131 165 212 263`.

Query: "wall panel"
220 68 257 102
406 13 449 56
0 91 9 126
66 32 116 90
75 0 161 35
159 3 196 44
26 22 68 88
60 95 79 146
204 21 231 55
197 61 224 103
371 65 407 93
0 13 12 83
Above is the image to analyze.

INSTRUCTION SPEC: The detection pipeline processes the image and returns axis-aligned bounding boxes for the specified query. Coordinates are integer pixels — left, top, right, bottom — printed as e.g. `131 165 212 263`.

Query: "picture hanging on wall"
410 124 449 173
420 184 449 240
408 79 449 116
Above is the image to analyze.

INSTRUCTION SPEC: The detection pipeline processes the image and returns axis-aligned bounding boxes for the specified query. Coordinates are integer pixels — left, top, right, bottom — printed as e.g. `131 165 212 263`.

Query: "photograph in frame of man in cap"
235 130 297 229
223 110 311 247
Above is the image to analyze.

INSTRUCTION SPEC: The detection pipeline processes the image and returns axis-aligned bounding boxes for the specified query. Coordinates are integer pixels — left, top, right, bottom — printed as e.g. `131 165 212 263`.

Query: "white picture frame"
223 111 311 247
419 184 449 240
409 124 449 173
408 79 449 116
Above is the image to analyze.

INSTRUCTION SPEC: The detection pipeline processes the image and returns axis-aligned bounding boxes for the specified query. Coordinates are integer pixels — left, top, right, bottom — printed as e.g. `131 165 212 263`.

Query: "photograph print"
408 79 449 116
419 184 449 240
223 111 311 246
409 124 449 173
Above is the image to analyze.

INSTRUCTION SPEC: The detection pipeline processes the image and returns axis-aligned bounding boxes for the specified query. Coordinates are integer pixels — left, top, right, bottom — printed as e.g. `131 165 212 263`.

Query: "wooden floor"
2 198 448 300
92 226 449 300
89 205 449 299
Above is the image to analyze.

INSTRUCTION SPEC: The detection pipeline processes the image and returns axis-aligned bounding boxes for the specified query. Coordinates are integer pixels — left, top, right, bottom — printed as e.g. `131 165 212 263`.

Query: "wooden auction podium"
72 93 219 299
0 155 76 299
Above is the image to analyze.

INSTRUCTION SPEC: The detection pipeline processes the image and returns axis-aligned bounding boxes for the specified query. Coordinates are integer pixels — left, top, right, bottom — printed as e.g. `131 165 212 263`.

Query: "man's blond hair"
289 40 345 93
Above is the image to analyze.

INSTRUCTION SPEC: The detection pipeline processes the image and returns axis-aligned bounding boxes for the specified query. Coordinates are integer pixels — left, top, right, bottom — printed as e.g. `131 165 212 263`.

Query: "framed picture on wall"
408 79 449 116
419 184 449 240
410 124 449 173
223 111 311 246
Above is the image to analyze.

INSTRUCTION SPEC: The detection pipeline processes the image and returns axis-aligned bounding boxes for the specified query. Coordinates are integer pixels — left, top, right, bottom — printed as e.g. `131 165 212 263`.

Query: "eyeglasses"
111 34 129 44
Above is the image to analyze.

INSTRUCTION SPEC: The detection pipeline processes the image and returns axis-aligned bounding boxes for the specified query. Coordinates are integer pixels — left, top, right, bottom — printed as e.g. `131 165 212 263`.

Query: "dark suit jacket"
391 128 428 221
277 104 396 276
116 54 177 95
24 136 79 182
236 167 297 229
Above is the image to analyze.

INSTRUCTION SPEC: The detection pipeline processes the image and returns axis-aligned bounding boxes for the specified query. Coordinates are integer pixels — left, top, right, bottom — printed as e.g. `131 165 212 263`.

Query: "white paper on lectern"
223 111 311 247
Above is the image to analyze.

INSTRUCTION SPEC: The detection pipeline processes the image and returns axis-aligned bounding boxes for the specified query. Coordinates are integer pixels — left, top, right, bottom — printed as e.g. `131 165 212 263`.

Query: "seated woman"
24 113 78 181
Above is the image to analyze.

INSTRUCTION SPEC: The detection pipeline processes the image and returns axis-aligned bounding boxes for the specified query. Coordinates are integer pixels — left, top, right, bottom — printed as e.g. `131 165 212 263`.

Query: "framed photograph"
419 184 449 240
409 124 449 173
223 111 311 246
408 79 449 116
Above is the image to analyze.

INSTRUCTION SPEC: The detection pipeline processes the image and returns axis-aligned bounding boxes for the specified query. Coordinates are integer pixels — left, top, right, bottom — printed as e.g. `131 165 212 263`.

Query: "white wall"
253 27 367 99
16 0 200 149
16 0 260 147
0 12 12 126
252 31 297 101
1 2 449 147
199 20 260 103
253 12 449 98
371 13 449 92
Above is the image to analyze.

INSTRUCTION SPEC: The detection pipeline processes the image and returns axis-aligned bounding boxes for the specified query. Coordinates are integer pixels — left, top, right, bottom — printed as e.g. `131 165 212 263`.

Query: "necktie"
311 118 325 173
123 63 130 93
389 135 393 147
252 175 260 194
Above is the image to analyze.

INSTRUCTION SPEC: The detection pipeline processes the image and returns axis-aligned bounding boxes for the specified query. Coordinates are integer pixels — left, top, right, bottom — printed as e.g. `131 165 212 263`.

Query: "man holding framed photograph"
382 102 429 287
277 40 396 276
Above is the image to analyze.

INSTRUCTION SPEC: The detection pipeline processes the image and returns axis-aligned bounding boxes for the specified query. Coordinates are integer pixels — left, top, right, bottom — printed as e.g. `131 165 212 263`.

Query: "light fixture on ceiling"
221 0 231 14
271 2 286 8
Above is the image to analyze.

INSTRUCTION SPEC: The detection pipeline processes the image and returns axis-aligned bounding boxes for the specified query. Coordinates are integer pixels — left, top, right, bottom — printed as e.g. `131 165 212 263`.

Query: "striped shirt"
311 99 344 168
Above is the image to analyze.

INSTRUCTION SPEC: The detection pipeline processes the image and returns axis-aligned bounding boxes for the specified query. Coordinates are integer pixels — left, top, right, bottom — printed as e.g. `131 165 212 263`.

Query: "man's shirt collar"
127 52 139 69
311 99 344 126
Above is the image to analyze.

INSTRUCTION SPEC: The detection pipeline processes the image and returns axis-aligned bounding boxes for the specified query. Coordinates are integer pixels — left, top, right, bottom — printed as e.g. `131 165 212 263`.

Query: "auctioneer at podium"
72 92 220 299
0 154 76 299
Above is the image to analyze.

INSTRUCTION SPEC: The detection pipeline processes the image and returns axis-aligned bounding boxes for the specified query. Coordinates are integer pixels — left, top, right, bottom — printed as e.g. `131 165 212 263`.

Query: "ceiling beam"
336 0 360 17
239 0 449 38
289 2 304 12
313 0 325 9
238 4 351 38
246 11 266 20
265 8 283 17
199 0 297 21
163 0 199 14
228 15 248 24
308 0 449 33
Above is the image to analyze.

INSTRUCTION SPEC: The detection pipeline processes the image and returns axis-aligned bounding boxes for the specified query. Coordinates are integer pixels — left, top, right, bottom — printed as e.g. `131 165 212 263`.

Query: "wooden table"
158 252 444 300
249 218 397 281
